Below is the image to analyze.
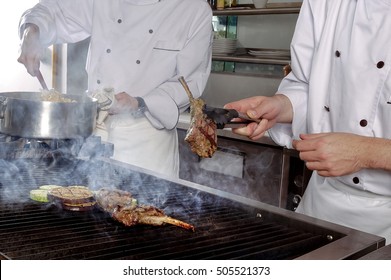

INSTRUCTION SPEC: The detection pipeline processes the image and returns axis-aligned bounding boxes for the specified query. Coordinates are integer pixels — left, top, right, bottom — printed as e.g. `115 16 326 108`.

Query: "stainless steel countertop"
178 112 279 147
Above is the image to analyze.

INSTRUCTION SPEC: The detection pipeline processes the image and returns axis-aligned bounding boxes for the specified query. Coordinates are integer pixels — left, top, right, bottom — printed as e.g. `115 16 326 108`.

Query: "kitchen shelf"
212 6 298 66
213 6 301 16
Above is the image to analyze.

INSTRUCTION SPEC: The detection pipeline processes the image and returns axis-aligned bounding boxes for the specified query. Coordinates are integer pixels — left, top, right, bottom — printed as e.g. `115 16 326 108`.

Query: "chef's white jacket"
269 0 391 243
19 0 212 129
19 0 213 177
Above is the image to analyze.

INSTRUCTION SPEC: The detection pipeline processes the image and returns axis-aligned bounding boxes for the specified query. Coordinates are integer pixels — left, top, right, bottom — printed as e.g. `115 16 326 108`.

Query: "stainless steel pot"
0 91 97 139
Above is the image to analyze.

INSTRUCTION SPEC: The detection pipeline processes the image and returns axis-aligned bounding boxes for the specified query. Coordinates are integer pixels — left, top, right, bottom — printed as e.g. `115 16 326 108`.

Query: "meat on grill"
179 77 217 158
95 188 195 231
113 205 195 231
94 188 136 214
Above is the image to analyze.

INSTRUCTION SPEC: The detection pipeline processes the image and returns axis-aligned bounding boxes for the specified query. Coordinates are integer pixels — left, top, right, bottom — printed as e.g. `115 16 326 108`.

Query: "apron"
95 113 179 178
296 174 391 244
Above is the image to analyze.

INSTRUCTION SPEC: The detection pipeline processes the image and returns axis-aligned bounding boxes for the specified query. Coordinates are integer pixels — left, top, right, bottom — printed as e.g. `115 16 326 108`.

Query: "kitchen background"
2 0 390 261
1 0 301 97
1 0 307 210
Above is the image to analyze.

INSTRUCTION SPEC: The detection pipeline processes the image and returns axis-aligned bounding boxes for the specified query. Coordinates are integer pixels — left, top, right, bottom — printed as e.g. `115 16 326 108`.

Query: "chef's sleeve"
142 4 213 130
19 0 93 46
268 0 314 148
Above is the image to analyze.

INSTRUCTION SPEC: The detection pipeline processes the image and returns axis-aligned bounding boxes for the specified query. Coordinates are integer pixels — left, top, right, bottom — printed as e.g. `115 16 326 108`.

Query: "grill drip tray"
0 159 385 260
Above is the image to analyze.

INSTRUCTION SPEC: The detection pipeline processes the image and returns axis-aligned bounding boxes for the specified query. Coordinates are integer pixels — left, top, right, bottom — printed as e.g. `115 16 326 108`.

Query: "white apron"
296 174 391 244
95 114 179 178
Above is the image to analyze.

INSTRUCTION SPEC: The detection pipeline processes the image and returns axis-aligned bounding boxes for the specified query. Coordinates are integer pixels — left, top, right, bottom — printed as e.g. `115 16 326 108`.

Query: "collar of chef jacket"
124 0 161 5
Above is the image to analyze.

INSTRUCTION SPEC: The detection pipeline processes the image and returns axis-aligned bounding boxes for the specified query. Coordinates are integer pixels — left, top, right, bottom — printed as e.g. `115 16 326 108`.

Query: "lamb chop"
95 188 195 231
94 188 137 214
113 205 195 232
179 76 217 158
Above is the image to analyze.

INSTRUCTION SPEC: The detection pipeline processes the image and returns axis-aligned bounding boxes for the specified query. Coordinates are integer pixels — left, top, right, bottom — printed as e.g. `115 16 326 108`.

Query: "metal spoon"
36 70 48 90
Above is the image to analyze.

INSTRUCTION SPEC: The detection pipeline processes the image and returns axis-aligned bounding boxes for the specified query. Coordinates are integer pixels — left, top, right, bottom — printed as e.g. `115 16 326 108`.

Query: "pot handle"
0 96 7 119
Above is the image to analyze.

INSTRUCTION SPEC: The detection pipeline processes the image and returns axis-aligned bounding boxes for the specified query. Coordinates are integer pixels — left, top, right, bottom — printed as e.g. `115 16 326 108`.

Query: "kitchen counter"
178 112 278 147
358 244 391 260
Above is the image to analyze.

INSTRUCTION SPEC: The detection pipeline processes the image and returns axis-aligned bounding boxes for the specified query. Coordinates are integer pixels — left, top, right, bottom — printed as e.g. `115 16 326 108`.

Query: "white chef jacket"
19 0 213 177
269 0 391 243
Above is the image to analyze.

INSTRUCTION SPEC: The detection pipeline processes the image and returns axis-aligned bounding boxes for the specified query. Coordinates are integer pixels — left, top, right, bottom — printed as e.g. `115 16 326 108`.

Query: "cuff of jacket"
142 88 179 130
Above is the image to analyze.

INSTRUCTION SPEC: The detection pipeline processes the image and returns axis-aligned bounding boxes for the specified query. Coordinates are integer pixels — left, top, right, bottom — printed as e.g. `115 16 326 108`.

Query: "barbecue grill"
0 155 385 260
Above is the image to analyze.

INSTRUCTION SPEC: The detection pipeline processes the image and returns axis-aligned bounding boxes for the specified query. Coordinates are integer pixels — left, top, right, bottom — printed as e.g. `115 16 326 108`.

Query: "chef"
225 0 391 244
17 0 213 178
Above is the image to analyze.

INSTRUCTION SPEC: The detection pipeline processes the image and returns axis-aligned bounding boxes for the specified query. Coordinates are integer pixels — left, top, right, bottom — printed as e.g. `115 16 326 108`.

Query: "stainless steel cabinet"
177 128 310 210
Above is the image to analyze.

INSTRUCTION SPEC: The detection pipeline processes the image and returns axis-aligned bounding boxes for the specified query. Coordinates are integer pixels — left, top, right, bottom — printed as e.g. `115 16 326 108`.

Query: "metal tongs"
203 105 260 129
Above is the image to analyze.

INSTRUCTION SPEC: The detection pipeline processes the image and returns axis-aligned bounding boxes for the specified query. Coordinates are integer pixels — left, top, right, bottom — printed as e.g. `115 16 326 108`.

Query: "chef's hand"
292 132 372 177
17 24 42 77
109 92 138 114
224 95 293 140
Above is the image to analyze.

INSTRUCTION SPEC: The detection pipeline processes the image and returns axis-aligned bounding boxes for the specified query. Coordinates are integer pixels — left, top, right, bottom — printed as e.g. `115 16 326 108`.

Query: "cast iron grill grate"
0 159 334 260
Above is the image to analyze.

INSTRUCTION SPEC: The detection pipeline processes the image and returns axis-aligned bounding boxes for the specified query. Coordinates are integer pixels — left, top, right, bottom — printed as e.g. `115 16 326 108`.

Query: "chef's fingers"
298 133 329 140
305 161 330 176
305 161 339 177
225 96 268 114
231 120 268 141
292 137 320 152
249 118 269 140
17 53 40 76
120 93 139 109
297 150 325 163
231 124 255 137
110 93 138 114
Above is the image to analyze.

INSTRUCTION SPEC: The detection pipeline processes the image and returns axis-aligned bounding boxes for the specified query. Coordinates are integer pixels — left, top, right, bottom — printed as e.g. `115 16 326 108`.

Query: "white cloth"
268 0 391 243
105 114 179 178
20 0 212 177
298 175 391 244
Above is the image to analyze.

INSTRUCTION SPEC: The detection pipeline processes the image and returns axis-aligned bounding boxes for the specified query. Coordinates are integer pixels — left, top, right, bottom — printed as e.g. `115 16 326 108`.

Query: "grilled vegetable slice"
39 185 64 190
30 189 50 202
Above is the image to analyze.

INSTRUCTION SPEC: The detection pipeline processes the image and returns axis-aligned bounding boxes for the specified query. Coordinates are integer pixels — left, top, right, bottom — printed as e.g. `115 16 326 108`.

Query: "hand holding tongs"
203 105 260 129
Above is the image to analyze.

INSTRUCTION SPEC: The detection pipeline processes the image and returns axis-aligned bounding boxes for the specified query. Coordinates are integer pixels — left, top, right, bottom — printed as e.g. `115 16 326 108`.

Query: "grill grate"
0 159 335 260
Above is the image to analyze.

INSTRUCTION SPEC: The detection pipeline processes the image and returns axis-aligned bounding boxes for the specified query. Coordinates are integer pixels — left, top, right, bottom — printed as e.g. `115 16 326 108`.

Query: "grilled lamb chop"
94 188 137 214
179 76 217 158
95 188 194 231
113 205 195 231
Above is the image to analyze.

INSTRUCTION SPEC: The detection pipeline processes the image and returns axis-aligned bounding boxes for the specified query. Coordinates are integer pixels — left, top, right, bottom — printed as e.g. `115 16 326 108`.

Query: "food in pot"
95 188 194 231
179 77 217 158
40 89 75 103
47 186 96 211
